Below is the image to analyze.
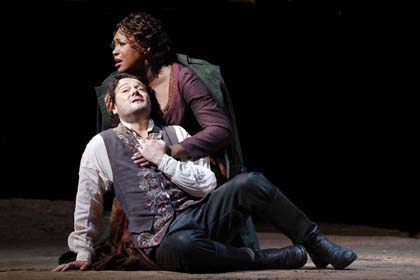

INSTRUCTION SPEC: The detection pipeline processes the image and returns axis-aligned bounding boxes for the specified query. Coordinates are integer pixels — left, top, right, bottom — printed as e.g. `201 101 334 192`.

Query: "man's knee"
233 172 262 187
160 231 194 254
156 231 193 270
157 231 214 272
234 172 276 197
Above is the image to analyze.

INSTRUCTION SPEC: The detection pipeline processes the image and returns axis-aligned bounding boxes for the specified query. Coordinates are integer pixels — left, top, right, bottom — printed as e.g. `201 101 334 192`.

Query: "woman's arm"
138 126 217 197
177 67 232 160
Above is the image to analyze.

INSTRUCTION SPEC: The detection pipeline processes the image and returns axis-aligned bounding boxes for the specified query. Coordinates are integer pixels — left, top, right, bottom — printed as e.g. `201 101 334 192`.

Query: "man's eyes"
120 85 145 94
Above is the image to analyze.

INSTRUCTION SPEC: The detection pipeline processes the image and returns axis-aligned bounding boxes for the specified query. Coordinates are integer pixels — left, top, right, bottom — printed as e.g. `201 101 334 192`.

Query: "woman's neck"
147 65 171 87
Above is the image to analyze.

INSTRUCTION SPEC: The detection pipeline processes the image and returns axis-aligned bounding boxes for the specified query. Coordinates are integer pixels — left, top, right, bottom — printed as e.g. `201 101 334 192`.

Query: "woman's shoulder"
173 62 203 91
175 54 223 87
176 54 219 69
174 61 196 77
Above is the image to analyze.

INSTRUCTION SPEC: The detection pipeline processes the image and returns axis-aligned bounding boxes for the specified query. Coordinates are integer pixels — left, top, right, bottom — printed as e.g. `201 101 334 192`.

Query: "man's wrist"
158 154 177 177
76 251 92 262
169 144 189 160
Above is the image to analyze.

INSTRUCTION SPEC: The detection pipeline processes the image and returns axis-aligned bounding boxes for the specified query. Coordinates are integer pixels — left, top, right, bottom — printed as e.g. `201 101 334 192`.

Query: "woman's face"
111 28 144 73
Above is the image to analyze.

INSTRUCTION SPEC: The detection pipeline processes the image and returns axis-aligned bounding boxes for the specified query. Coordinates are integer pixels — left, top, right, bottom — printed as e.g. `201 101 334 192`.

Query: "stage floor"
1 199 419 280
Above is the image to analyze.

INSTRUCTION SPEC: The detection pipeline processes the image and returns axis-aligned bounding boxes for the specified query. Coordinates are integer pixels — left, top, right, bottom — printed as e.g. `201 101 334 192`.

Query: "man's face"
112 78 151 119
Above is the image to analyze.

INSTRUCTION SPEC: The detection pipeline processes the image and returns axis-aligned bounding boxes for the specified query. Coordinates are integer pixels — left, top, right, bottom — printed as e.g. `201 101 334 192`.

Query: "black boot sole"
310 251 358 269
331 251 358 269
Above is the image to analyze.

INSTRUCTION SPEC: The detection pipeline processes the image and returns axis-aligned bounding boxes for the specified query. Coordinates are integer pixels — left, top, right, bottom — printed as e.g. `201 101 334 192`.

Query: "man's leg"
234 217 260 250
155 228 255 273
202 172 357 269
155 199 305 273
194 172 310 270
201 172 314 244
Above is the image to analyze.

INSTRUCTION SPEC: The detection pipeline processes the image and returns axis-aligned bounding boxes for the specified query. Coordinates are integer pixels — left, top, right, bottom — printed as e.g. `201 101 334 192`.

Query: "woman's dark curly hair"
106 72 165 127
116 12 177 77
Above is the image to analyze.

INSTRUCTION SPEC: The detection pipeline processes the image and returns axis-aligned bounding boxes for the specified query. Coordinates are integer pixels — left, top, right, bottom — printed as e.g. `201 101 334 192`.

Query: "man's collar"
120 119 155 132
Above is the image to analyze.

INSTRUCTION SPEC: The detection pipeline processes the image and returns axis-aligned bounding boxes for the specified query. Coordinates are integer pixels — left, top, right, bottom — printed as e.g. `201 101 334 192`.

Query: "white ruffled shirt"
68 120 217 261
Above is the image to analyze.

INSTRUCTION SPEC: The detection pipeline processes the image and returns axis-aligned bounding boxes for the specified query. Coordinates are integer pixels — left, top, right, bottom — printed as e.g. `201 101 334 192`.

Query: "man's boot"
304 226 357 269
253 244 307 269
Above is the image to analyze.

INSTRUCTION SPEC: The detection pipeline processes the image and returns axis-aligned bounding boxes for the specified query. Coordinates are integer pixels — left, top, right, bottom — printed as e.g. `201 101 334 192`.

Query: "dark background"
2 1 417 234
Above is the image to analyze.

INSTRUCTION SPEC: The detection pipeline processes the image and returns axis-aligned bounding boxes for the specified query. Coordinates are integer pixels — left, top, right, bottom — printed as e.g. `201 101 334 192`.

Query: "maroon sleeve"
178 67 232 160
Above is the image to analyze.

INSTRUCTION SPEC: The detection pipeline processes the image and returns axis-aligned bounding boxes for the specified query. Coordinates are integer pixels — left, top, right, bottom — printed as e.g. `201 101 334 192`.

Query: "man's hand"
132 151 151 167
137 139 166 166
52 260 91 272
